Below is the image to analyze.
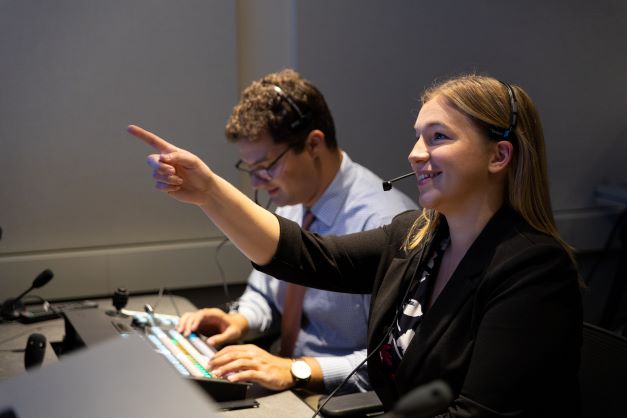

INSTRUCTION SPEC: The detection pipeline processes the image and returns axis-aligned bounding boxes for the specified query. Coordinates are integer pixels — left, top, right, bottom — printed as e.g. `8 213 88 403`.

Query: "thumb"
159 149 205 171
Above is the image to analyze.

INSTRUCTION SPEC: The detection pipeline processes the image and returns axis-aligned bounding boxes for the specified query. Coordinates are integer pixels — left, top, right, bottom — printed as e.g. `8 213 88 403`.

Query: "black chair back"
580 322 627 418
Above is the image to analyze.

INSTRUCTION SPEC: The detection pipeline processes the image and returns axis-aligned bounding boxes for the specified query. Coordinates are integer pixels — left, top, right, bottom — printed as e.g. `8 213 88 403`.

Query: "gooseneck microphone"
382 172 414 191
0 269 54 320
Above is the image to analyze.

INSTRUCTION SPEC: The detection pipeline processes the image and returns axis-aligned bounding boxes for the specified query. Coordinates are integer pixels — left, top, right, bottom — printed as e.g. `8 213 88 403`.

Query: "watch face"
291 360 311 380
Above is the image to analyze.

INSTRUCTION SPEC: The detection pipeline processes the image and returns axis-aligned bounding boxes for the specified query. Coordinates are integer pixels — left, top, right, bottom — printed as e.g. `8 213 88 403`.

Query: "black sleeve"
252 214 395 294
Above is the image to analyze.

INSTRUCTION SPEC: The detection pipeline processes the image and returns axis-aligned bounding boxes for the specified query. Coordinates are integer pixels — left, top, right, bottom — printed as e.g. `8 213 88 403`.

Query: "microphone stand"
1 269 55 321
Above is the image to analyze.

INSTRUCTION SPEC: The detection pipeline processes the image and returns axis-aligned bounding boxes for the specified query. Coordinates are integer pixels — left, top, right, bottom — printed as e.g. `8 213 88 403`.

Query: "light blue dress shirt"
235 152 417 393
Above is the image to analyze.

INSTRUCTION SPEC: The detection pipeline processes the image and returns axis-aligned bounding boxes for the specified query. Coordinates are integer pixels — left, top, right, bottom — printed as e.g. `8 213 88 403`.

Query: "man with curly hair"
177 69 416 394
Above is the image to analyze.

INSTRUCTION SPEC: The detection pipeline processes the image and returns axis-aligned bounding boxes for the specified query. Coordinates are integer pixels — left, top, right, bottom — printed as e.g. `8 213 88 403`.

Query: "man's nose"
250 174 269 189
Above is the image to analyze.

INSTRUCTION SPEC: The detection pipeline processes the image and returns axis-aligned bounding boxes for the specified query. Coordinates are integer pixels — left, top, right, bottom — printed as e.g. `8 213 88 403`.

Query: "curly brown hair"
224 69 337 152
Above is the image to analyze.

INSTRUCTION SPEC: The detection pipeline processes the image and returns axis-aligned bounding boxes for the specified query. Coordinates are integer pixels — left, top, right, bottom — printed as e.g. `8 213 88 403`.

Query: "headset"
487 81 518 140
262 81 311 132
383 81 520 192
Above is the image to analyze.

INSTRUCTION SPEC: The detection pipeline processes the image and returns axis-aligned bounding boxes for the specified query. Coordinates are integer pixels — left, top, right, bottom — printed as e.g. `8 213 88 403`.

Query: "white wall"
0 0 250 299
1 0 625 300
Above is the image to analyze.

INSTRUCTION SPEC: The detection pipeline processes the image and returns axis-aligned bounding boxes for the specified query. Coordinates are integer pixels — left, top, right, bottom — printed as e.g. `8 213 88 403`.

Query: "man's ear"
488 140 513 174
306 130 325 155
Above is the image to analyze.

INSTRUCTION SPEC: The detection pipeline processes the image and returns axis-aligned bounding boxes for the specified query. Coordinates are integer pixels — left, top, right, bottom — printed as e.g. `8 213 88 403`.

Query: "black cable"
312 259 423 418
215 188 273 310
148 287 181 317
312 327 391 418
152 287 165 311
215 237 232 303
167 289 181 317
21 295 47 305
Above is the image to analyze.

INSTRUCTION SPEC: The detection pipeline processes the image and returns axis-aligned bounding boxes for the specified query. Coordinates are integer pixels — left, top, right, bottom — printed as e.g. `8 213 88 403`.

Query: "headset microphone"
383 172 415 191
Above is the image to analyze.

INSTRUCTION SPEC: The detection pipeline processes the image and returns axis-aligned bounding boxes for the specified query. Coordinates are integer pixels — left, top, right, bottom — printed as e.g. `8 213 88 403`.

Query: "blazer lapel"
396 261 483 384
395 206 519 383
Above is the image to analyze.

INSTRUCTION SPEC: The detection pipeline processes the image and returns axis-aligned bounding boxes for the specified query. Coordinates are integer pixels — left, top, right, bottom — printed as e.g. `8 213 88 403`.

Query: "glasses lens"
235 147 290 182
252 168 272 182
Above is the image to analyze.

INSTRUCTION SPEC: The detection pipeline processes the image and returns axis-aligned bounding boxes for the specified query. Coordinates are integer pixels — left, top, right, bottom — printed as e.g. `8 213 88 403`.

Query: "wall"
295 1 627 250
1 0 625 301
0 1 250 299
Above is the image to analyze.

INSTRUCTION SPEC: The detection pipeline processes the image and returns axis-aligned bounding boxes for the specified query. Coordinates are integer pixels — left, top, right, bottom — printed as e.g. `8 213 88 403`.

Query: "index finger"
128 124 177 153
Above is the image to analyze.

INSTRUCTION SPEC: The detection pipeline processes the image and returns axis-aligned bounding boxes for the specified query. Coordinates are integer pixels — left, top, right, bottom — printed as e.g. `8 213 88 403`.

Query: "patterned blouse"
378 236 450 379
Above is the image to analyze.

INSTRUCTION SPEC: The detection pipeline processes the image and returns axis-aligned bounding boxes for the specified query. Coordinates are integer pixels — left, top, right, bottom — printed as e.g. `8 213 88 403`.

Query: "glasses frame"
235 146 292 182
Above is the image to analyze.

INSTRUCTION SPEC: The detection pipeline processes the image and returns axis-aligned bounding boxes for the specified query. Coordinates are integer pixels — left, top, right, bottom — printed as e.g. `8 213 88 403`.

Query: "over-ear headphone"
487 81 518 140
262 81 311 132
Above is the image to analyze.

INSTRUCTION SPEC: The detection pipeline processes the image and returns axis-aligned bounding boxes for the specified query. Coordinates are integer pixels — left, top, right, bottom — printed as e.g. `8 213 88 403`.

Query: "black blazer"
257 205 582 417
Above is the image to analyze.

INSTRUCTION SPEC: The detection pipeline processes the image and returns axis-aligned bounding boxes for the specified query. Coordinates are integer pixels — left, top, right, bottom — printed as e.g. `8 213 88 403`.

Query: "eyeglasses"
235 146 292 182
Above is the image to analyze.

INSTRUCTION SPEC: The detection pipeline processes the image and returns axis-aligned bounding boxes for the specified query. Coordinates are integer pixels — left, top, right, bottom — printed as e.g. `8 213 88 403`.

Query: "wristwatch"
290 359 312 388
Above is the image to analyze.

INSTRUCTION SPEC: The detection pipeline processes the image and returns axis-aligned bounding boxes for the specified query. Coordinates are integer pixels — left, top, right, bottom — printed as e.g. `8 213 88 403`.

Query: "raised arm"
127 124 279 265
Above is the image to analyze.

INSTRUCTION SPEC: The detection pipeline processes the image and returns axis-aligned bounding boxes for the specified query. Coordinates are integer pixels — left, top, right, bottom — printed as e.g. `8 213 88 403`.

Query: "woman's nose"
408 138 429 165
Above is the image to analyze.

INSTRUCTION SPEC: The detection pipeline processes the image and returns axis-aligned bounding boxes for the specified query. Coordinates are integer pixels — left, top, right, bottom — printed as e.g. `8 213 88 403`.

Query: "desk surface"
0 294 319 418
0 294 196 380
219 390 316 417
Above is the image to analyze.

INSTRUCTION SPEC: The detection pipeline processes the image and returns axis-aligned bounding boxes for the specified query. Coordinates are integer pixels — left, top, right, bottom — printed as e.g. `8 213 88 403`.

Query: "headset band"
488 81 518 140
262 81 310 131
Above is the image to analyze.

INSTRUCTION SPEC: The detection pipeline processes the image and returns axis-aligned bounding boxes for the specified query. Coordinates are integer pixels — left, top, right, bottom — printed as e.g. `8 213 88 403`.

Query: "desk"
0 295 318 417
220 390 316 417
0 294 196 379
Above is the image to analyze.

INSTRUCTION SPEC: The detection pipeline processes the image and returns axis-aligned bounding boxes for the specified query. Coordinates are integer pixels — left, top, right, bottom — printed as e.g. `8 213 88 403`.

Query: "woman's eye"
428 132 449 143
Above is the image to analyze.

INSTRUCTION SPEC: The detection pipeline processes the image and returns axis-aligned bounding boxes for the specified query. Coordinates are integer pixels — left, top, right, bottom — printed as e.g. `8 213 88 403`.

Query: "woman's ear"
488 140 513 174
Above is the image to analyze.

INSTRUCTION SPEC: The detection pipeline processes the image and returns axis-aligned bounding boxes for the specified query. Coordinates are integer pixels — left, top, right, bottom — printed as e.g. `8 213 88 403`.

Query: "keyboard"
62 308 249 401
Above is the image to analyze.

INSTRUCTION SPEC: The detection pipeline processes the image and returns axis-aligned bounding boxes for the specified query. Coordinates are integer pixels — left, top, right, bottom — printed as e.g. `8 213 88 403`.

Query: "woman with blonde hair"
129 74 582 417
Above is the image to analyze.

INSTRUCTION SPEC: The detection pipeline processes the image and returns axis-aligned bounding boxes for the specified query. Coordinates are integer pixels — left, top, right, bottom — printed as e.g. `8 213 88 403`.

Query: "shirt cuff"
314 356 368 393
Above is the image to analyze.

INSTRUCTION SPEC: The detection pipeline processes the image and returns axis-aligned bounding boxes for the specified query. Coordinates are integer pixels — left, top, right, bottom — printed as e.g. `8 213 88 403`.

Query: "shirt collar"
307 151 354 229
